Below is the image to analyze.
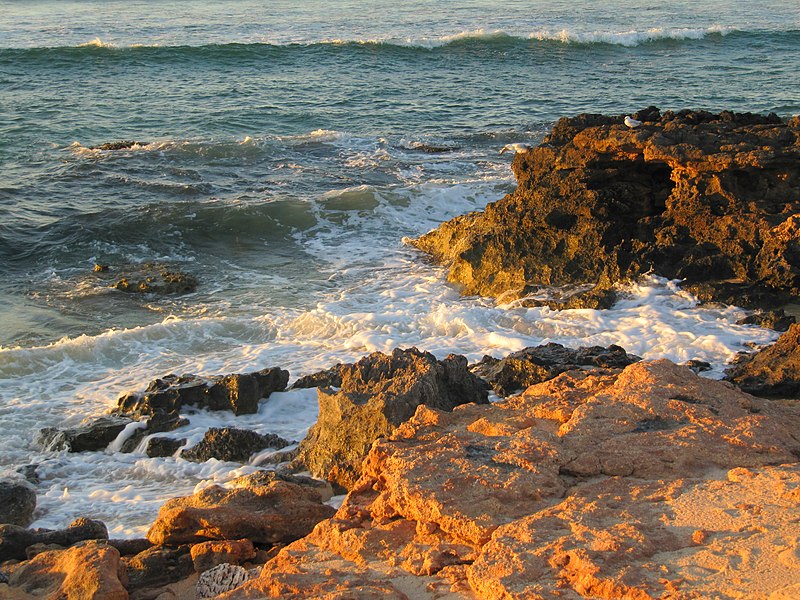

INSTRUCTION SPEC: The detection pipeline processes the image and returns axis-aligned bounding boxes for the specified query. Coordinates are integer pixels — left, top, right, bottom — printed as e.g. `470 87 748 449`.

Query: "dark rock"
15 465 40 485
0 517 108 562
0 481 36 526
93 263 109 272
736 309 796 332
91 140 148 150
119 411 189 454
107 538 152 556
117 367 289 418
38 415 133 453
289 364 344 390
725 323 800 397
25 542 64 559
470 343 641 396
123 545 193 593
410 109 800 309
295 347 490 490
103 262 197 295
0 571 7 584
145 437 185 458
683 359 712 373
181 428 291 463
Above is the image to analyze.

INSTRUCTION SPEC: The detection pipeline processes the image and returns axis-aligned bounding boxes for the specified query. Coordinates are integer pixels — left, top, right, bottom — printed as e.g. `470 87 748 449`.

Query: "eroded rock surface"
0 517 108 562
0 481 36 527
38 415 133 452
180 428 291 463
294 347 490 491
410 108 800 308
726 322 800 397
224 360 800 599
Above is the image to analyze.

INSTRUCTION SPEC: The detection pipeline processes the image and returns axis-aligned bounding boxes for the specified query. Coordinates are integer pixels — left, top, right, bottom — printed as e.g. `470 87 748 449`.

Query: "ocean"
1 0 798 537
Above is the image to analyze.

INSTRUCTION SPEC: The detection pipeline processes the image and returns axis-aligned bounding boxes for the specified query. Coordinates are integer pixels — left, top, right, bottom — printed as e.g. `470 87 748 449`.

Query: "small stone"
190 539 255 573
196 563 249 598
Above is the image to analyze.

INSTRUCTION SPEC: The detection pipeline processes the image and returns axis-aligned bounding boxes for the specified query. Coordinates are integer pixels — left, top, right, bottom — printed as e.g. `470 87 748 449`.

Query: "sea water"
0 0 798 537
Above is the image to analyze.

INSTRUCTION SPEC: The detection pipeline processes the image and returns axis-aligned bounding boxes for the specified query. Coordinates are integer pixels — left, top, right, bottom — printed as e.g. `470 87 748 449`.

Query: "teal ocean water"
0 0 797 535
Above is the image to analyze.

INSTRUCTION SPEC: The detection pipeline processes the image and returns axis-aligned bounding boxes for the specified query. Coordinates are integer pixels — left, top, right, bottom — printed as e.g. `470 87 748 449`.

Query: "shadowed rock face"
726 323 800 397
410 108 800 309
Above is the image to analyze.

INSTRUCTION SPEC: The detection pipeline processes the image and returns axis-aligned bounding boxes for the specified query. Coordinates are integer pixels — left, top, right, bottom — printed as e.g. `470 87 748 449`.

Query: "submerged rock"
470 342 640 396
725 323 800 397
294 347 490 491
90 140 148 150
0 480 36 527
410 108 800 309
234 360 800 598
117 366 289 418
38 415 133 453
106 262 198 295
180 427 291 463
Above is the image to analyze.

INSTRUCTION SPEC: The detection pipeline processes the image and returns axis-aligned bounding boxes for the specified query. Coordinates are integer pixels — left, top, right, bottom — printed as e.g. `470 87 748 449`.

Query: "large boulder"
410 108 800 309
180 428 291 463
38 415 133 452
116 367 289 418
0 481 36 527
146 479 335 546
470 342 640 396
294 347 490 491
5 540 127 600
0 517 108 563
725 322 800 397
228 360 800 599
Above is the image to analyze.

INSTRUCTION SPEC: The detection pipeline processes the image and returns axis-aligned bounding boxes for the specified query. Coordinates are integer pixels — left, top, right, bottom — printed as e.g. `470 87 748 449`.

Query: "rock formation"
38 415 133 452
222 360 800 599
0 517 108 562
725 322 800 397
108 263 198 295
180 427 291 463
294 347 490 491
0 481 36 527
410 108 800 309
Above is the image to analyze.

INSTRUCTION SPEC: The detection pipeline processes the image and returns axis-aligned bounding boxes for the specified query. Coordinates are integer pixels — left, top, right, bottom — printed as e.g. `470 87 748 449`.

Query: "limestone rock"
145 437 185 458
123 545 193 593
196 564 249 599
190 539 255 573
229 360 800 598
117 367 289 418
736 308 796 331
0 481 36 527
181 428 290 463
109 263 198 295
0 517 108 562
295 347 489 490
289 364 344 390
725 323 800 397
470 342 640 396
410 108 800 308
228 470 333 502
6 540 127 600
38 415 133 452
146 479 335 546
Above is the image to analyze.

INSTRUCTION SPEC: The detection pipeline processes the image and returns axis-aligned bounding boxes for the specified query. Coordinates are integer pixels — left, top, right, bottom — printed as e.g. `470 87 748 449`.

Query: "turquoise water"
0 0 796 535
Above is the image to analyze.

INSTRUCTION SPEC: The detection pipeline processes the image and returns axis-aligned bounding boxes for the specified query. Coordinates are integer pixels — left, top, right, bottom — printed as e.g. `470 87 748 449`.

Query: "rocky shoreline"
2 109 799 599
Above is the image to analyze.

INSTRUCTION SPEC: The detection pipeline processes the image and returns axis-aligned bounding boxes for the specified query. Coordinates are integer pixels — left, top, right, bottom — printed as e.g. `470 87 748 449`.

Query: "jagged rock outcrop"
0 518 108 562
146 479 335 546
180 428 291 463
410 108 800 309
116 367 289 418
294 347 490 491
470 342 640 396
223 360 800 599
0 481 36 527
190 539 256 573
38 415 133 453
108 263 198 295
725 322 800 397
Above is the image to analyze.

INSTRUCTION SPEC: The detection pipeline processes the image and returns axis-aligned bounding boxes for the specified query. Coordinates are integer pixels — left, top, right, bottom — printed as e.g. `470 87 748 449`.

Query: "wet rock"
145 437 185 458
123 545 193 592
93 263 109 272
236 360 800 598
15 464 40 485
196 563 249 598
289 364 344 390
294 347 490 491
410 109 800 309
146 479 335 546
117 367 289 418
91 140 148 150
38 415 133 452
736 308 796 332
0 480 36 526
0 517 108 562
725 323 800 397
683 359 712 373
110 263 198 295
180 428 291 463
120 411 189 454
190 539 255 573
6 540 127 600
470 342 640 396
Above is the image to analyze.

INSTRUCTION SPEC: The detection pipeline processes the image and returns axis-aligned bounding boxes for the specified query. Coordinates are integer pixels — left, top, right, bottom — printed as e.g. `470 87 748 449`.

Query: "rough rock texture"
289 364 344 390
38 415 133 452
180 428 291 463
146 480 335 546
224 360 800 599
736 308 796 331
228 471 334 503
191 539 256 573
197 564 250 599
725 323 800 397
109 263 198 295
470 342 640 396
120 411 189 454
144 436 185 458
294 347 490 491
0 517 108 562
5 540 128 600
117 367 289 418
122 545 193 594
410 108 800 309
0 481 36 527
